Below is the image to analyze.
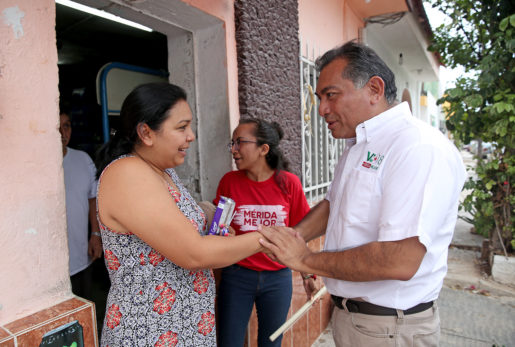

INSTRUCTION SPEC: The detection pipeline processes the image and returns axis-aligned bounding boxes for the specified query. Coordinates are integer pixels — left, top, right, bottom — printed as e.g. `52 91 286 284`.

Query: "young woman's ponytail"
239 118 290 195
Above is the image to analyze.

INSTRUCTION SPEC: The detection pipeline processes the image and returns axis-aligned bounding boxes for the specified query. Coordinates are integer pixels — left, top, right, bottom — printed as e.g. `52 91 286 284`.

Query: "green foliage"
428 0 515 251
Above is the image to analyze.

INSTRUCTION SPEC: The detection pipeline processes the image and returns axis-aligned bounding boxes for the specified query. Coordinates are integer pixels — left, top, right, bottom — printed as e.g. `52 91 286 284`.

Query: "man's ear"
367 76 385 104
136 123 154 146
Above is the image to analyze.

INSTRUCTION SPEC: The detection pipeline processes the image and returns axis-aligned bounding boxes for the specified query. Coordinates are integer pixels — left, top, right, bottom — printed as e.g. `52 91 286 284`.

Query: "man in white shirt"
260 41 466 346
60 110 103 298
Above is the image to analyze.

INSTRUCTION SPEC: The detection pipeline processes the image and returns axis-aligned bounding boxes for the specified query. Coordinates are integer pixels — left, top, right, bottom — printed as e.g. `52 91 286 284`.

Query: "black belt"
331 295 433 316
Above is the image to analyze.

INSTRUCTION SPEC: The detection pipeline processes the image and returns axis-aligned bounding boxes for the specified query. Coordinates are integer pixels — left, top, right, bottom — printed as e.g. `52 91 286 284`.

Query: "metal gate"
300 44 345 205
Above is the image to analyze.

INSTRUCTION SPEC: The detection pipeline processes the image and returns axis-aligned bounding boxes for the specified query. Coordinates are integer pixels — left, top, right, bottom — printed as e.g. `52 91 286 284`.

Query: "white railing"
300 44 345 205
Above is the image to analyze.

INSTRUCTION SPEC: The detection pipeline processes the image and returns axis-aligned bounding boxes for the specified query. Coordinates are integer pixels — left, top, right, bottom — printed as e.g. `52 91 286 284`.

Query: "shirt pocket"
341 168 378 224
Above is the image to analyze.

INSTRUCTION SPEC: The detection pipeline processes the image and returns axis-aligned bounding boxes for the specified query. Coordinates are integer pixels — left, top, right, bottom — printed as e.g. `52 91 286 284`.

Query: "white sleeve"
378 143 463 246
86 154 98 199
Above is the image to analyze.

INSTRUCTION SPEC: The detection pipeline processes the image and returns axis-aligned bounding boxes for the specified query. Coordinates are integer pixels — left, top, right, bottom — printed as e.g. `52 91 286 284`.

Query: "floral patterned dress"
98 160 216 347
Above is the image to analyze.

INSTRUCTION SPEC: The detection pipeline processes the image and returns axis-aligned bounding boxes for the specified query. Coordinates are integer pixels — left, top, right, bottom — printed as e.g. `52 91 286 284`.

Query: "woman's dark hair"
315 41 397 104
96 82 187 178
239 117 290 195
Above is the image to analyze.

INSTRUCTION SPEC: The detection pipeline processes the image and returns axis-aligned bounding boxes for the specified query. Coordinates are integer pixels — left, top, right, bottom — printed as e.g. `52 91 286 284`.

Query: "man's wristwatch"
303 274 317 280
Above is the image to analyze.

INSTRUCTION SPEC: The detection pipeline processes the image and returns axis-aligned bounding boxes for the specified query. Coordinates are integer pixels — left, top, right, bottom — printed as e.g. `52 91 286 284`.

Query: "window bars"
300 46 345 205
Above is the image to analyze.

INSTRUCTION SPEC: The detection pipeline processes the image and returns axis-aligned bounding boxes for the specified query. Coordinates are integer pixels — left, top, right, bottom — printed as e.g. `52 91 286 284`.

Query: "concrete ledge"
492 255 515 286
445 248 515 298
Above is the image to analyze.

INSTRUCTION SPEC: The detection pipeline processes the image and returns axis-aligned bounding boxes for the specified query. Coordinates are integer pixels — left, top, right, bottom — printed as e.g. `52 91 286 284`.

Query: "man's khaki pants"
331 301 440 347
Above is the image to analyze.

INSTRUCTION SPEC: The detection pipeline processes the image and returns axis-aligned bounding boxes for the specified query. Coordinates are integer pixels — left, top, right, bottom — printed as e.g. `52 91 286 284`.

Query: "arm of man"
259 227 426 281
87 198 103 260
293 199 330 241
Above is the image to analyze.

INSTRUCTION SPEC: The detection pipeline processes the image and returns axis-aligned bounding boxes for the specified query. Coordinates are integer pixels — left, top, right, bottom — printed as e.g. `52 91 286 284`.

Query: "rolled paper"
269 286 328 342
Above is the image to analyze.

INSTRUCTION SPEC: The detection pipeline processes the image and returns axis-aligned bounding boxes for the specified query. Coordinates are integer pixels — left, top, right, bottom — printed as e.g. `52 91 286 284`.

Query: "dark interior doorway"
56 2 168 157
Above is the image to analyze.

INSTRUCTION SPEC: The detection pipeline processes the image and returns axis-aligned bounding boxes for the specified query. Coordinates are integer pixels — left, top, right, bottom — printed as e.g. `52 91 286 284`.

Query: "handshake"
198 201 312 270
198 201 319 299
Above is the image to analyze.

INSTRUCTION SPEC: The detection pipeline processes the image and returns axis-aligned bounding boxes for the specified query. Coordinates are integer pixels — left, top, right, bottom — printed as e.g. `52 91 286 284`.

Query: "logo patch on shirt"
362 151 384 170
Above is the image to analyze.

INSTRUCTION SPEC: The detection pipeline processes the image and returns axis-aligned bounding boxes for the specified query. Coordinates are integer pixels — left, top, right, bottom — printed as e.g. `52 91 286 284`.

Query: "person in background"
259 41 466 347
214 118 311 347
60 109 103 299
95 83 263 346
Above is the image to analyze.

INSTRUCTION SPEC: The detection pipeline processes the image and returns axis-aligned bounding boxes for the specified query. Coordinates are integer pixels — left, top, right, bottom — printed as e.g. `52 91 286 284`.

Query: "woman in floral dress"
95 83 263 346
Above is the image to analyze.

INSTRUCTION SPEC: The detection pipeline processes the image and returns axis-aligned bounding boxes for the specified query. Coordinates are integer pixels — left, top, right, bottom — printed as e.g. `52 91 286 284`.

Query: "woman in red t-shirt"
214 118 311 347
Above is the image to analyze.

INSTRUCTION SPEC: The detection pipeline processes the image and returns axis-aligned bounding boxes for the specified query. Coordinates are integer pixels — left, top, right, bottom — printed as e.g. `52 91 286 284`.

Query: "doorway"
56 0 231 201
56 1 169 157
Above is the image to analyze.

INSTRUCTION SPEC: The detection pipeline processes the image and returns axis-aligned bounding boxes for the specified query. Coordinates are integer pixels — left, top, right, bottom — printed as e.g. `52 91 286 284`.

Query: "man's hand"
88 235 103 260
260 226 297 262
88 198 102 260
258 225 312 273
301 273 320 301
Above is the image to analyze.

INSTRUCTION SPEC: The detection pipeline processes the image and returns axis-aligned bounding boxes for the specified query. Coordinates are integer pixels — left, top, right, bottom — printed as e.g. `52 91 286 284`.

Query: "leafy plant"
428 0 514 253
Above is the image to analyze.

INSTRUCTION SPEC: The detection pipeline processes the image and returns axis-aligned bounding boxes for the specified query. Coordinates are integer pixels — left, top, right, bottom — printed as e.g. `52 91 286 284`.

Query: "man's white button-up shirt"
323 102 466 309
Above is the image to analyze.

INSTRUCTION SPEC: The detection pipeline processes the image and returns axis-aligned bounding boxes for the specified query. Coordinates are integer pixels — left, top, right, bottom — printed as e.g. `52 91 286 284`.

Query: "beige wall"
0 0 71 325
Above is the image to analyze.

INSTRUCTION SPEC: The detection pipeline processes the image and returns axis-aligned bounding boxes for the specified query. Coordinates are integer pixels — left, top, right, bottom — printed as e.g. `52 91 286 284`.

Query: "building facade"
0 0 439 345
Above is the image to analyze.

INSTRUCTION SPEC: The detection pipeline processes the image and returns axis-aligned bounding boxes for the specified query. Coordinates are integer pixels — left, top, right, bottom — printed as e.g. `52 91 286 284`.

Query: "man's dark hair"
315 41 397 104
59 99 72 117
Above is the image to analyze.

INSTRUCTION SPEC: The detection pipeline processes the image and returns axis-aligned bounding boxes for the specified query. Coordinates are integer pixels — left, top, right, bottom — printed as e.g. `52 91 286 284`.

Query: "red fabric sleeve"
285 172 310 226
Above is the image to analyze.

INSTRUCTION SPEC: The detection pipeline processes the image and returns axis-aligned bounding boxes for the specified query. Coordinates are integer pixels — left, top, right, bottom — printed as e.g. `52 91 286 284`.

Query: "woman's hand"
198 201 235 237
258 225 312 273
198 201 216 227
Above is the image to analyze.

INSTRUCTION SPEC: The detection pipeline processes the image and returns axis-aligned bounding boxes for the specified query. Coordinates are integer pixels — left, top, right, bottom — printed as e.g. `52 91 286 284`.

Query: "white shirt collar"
355 102 412 143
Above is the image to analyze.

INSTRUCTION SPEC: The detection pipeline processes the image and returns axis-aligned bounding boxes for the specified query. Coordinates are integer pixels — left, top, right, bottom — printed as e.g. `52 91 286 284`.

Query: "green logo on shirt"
362 151 384 170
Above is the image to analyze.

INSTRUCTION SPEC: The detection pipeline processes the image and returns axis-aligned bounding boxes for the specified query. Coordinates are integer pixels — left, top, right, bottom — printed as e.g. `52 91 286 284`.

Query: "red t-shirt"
214 170 310 271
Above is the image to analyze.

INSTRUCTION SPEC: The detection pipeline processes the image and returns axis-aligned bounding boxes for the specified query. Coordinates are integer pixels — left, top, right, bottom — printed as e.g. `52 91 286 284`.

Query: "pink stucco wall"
189 0 365 128
180 0 240 131
343 2 362 42
186 0 365 128
0 0 71 325
299 0 363 60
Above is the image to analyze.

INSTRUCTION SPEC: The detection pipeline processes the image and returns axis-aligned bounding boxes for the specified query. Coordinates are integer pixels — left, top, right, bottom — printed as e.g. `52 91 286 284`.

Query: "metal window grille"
300 45 345 205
